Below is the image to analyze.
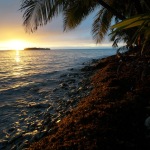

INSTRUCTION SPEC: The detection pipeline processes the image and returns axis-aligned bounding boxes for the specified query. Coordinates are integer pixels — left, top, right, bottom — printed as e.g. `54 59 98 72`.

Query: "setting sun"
6 40 27 50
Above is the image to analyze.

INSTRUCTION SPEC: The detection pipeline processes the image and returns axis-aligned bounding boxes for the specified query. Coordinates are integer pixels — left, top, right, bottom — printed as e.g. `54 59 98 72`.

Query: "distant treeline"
24 47 50 50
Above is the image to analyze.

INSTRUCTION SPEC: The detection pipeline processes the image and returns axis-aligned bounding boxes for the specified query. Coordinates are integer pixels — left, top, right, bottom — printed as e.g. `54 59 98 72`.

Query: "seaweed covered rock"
29 51 150 150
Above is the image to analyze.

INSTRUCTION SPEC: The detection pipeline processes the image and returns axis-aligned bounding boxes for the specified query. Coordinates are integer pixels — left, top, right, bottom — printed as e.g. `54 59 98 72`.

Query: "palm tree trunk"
97 0 126 20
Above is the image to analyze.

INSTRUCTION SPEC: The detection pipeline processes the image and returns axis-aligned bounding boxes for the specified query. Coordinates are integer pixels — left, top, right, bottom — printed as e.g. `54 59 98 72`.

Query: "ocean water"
0 49 116 148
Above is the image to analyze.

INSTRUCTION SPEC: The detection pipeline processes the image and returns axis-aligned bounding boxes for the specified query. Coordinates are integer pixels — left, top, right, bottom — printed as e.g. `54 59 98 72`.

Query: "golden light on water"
13 50 22 77
15 50 20 63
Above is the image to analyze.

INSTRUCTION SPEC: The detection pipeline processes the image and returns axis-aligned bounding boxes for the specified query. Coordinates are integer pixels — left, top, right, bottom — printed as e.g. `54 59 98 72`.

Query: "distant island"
24 47 50 50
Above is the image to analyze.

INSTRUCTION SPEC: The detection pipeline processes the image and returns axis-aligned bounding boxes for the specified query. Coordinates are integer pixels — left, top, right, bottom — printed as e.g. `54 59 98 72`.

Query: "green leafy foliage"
111 13 150 52
112 14 150 29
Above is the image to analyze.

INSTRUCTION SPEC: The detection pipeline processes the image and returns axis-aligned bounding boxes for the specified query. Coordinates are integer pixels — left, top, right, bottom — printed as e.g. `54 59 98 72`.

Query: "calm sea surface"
0 49 116 146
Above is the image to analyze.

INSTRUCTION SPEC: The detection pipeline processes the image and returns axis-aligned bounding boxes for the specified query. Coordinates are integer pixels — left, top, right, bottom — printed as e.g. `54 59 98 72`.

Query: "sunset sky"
0 0 113 50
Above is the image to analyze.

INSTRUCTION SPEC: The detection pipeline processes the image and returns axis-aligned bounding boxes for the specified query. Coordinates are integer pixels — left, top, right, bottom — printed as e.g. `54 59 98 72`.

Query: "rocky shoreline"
1 50 150 150
0 59 99 150
28 50 150 150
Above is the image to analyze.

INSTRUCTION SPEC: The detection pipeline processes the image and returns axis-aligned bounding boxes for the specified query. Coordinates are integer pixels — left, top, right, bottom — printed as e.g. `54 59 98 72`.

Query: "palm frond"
20 0 65 32
110 29 131 47
111 13 150 51
92 8 113 43
63 0 97 31
112 14 150 29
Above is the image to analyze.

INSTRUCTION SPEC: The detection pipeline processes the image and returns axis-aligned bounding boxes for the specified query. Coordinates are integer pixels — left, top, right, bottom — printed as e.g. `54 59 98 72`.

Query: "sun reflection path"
15 50 20 63
13 50 23 77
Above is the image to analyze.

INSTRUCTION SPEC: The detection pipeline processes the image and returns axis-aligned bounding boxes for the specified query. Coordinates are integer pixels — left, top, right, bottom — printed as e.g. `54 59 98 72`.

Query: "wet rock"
10 145 17 150
59 83 68 88
47 106 54 112
60 74 67 78
70 89 76 93
19 118 25 123
0 140 8 149
69 85 76 89
65 110 72 115
17 140 29 150
70 68 74 71
67 79 76 84
66 99 74 106
29 122 37 129
39 131 47 138
34 110 42 114
78 87 83 91
9 132 23 143
91 58 98 63
56 119 61 123
28 103 50 108
81 66 93 72
43 116 51 125
67 73 72 77
22 126 28 131
78 81 83 86
56 105 62 112
30 87 39 92
8 127 15 133
30 131 42 142
73 73 79 76
52 87 57 92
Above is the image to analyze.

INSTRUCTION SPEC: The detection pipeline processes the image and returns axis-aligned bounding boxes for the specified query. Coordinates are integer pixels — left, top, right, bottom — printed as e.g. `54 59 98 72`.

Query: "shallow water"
0 49 116 149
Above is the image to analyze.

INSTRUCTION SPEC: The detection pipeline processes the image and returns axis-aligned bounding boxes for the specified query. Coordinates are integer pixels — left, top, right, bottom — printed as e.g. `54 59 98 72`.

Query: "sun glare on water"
7 40 27 50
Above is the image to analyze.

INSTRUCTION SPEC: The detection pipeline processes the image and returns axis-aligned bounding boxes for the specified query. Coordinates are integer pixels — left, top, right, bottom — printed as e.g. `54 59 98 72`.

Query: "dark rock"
59 83 68 88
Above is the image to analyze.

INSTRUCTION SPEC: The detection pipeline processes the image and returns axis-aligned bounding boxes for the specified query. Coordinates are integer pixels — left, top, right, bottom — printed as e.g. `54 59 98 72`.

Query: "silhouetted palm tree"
21 1 126 39
20 0 149 46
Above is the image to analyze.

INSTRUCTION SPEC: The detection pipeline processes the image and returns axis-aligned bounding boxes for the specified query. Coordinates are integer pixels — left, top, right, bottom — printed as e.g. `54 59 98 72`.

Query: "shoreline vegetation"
24 48 50 50
27 49 150 149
